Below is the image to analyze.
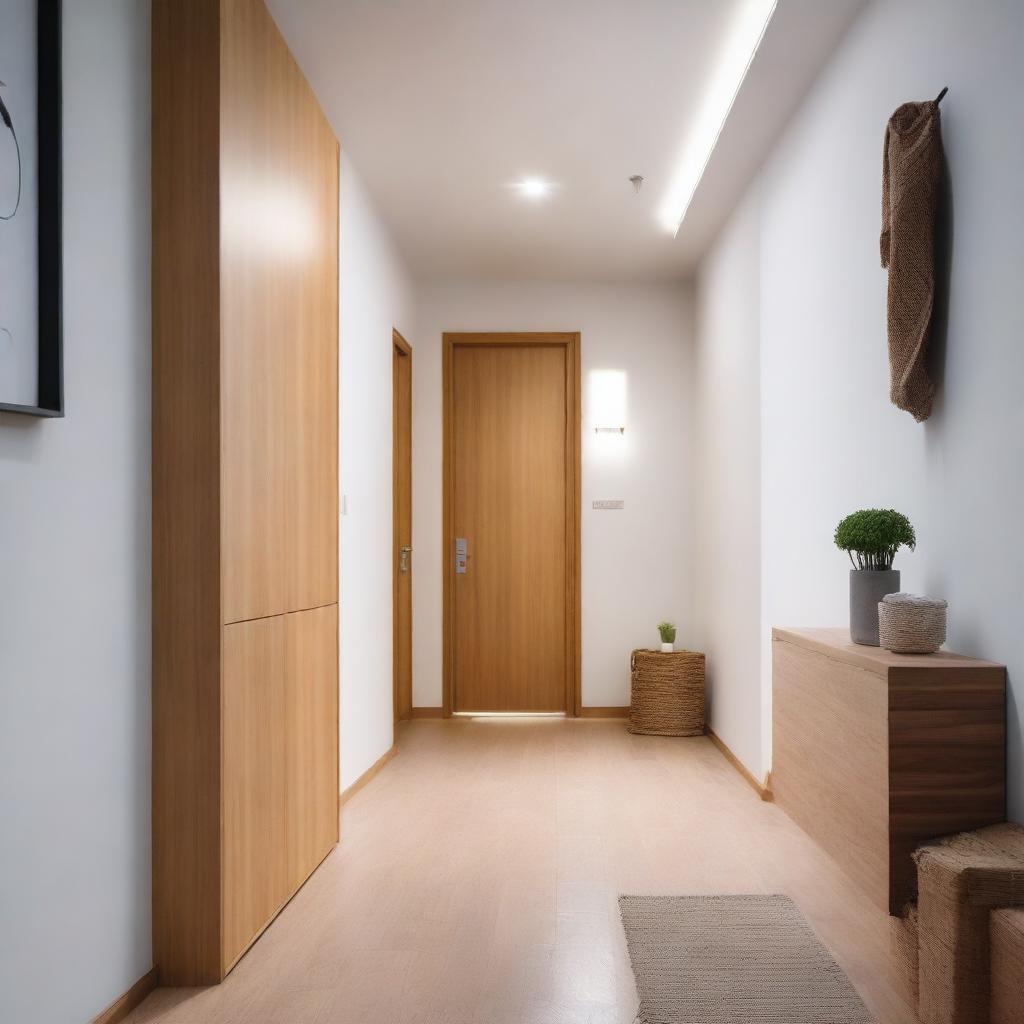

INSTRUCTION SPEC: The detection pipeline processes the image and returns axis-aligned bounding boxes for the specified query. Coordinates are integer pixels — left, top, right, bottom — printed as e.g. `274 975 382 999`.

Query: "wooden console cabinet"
772 627 1005 914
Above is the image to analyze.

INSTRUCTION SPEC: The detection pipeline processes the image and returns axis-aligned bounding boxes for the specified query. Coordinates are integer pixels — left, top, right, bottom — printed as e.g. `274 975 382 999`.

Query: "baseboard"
91 966 158 1024
579 706 630 718
338 745 397 809
410 706 444 719
705 726 773 802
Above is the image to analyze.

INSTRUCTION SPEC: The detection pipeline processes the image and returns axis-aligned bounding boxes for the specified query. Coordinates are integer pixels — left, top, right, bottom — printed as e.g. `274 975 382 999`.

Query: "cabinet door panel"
222 616 288 969
220 0 337 623
285 604 339 890
220 0 289 624
283 95 339 613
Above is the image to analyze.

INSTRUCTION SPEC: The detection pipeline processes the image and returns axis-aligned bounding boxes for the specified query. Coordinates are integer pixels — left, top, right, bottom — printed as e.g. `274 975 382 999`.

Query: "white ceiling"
268 0 864 282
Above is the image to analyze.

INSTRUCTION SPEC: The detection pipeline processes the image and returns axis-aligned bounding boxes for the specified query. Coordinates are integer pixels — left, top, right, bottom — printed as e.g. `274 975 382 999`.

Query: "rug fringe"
634 1008 672 1024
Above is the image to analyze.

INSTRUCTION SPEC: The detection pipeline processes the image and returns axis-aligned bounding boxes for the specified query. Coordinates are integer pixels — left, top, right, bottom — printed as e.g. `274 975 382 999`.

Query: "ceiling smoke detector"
629 175 644 194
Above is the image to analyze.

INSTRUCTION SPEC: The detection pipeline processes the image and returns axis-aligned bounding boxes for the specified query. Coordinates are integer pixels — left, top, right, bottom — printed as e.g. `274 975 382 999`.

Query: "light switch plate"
592 499 625 510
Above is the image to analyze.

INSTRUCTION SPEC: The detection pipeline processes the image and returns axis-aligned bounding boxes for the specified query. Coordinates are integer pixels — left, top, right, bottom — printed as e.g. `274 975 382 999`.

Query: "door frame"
442 332 581 718
393 329 413 723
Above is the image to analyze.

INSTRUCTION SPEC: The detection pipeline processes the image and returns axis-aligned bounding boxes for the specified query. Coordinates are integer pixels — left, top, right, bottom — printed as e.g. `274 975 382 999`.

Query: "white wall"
412 282 694 710
338 151 416 788
693 187 764 777
0 3 152 1022
693 0 1024 817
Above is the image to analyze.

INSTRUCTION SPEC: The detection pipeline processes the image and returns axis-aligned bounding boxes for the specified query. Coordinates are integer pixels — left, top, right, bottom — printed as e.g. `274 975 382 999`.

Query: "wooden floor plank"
131 720 919 1024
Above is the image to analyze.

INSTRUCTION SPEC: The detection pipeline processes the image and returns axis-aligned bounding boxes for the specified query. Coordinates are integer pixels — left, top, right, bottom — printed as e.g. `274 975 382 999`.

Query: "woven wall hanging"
880 87 947 422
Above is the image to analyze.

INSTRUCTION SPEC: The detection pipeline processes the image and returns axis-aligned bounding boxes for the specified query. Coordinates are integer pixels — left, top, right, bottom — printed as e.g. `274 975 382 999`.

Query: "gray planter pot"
849 569 900 646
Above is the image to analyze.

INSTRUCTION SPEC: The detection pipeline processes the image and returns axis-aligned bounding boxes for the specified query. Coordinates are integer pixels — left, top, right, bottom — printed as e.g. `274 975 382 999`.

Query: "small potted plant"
834 509 916 646
657 622 677 653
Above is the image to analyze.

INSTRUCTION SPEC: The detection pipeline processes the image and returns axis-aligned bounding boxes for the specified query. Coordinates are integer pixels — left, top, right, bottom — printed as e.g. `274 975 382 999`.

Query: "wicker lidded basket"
878 592 948 654
629 648 705 736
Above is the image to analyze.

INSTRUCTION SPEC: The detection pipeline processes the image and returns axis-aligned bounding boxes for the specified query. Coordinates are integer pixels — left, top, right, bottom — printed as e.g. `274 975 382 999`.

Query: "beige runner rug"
618 894 872 1024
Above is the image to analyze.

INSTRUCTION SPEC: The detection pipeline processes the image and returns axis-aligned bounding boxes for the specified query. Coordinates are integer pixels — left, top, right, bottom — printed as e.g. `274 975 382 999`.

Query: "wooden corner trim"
442 335 454 718
338 745 397 810
705 726 773 801
392 328 412 356
410 706 445 719
91 966 158 1024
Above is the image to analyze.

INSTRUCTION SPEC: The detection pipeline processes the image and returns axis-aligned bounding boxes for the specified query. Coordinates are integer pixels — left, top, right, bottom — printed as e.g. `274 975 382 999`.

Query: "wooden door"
393 332 413 721
285 604 339 892
222 615 288 970
444 334 580 714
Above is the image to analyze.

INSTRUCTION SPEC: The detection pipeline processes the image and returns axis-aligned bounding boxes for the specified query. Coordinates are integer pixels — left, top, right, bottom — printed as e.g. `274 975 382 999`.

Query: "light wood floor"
130 720 919 1023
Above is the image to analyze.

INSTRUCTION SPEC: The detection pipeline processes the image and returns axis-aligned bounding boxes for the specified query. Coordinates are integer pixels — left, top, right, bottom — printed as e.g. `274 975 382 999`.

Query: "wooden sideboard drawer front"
772 627 1006 914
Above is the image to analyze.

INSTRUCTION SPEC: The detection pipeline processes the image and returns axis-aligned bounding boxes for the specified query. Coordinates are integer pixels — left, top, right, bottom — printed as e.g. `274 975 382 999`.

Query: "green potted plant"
657 621 677 653
834 509 916 646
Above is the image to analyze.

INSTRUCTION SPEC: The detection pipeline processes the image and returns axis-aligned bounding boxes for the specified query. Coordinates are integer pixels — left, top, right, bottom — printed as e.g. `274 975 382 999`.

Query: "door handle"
455 537 468 574
399 546 412 573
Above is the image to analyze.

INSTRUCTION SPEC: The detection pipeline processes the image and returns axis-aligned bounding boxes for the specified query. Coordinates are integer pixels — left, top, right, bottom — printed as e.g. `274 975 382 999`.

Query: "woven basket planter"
878 592 947 654
629 649 705 737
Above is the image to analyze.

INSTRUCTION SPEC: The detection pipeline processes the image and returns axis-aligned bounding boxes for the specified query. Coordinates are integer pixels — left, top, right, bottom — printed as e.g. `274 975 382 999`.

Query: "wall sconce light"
589 369 627 434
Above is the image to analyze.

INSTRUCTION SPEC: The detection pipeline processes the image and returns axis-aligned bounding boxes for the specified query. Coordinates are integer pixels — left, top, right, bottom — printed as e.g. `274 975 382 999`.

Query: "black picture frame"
0 0 62 418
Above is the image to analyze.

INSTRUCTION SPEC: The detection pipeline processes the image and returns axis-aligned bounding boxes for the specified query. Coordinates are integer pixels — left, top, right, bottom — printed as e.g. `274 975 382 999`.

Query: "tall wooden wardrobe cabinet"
152 0 339 985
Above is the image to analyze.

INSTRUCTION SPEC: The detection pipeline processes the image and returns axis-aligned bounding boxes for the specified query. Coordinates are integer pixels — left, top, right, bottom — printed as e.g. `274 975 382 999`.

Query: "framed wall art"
0 0 62 417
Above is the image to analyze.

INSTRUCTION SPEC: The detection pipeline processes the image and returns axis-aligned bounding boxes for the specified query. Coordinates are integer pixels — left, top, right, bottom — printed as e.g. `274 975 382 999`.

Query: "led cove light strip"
658 0 778 236
453 712 566 719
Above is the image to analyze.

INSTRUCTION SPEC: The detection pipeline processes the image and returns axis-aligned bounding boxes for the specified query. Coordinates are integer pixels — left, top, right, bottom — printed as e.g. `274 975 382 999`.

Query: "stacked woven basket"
878 592 947 654
912 823 1024 1024
629 648 705 736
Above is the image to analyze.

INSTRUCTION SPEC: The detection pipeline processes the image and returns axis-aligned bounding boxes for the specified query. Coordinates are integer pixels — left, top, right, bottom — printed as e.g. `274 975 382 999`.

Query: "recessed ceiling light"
513 177 555 200
658 0 777 236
